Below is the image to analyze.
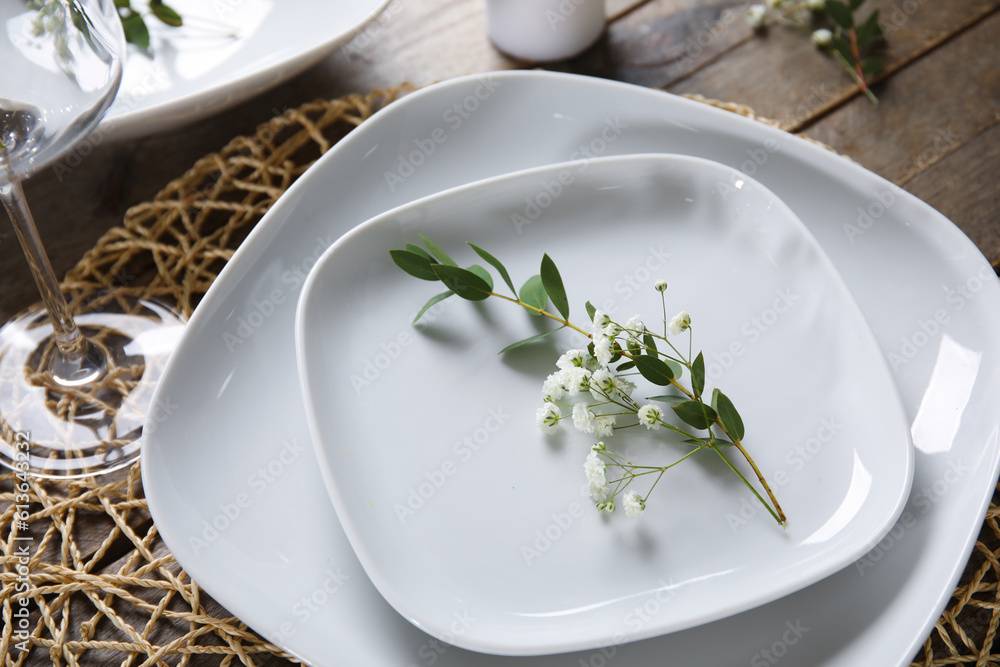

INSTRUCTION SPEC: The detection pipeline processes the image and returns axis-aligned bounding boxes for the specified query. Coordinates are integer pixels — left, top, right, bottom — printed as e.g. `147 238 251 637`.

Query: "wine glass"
0 0 184 478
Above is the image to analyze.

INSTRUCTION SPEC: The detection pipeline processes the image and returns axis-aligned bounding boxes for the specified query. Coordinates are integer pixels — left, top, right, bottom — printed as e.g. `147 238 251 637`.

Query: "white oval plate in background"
102 0 392 139
297 154 914 655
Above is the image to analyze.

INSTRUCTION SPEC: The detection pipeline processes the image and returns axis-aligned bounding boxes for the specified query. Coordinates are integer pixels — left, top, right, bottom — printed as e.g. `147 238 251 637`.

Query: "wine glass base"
0 291 185 478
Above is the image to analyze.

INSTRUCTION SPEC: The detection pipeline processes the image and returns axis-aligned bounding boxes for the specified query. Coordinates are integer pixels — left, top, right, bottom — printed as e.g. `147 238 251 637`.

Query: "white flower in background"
536 403 561 434
613 375 636 399
573 402 597 434
562 366 591 394
804 0 825 10
594 335 613 366
593 310 610 330
623 491 646 517
584 449 611 501
556 349 586 370
638 403 664 430
624 315 645 336
590 368 616 401
595 415 616 438
811 28 833 47
747 4 766 27
654 280 668 292
542 372 567 401
668 311 691 336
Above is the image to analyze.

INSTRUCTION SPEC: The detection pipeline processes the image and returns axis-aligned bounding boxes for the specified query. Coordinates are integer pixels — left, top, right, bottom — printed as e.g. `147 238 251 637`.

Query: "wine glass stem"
1 178 105 381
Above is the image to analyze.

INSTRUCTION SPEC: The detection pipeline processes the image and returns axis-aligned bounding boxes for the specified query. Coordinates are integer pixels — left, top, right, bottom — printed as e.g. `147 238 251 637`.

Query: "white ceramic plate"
297 154 915 655
142 71 1000 666
101 0 392 139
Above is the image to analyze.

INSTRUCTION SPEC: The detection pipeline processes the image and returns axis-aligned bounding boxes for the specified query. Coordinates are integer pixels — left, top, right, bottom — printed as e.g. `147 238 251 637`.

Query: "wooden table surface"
2 0 998 664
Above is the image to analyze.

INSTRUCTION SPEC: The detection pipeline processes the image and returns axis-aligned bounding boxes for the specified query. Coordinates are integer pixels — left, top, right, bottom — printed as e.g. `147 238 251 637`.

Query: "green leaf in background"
672 400 718 430
665 358 684 380
390 249 438 281
826 0 854 28
120 10 149 49
691 352 705 399
831 34 854 62
431 264 492 301
498 326 565 354
151 0 183 26
412 290 454 323
540 254 570 320
848 0 865 10
469 243 515 296
633 354 675 386
856 10 882 48
713 389 746 441
518 274 548 315
647 394 687 404
419 234 457 267
585 301 597 322
114 0 132 8
467 264 494 291
861 56 884 77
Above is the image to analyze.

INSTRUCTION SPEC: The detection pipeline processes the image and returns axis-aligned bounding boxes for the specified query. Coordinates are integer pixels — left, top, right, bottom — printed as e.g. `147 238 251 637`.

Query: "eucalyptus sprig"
390 236 786 526
114 0 182 51
748 0 885 106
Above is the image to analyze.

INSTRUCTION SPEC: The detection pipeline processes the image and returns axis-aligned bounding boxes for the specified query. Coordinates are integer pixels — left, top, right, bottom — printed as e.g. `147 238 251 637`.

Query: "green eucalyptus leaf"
643 332 658 353
114 0 131 8
849 0 864 10
713 389 745 441
468 243 515 295
518 274 548 315
627 340 641 357
498 326 565 354
120 11 150 49
633 355 675 386
665 358 684 380
419 234 457 267
826 0 854 27
405 243 435 262
647 394 687 404
691 352 705 399
413 290 454 323
856 9 881 47
672 400 718 430
390 249 438 281
540 254 570 320
861 55 884 77
431 264 492 301
610 341 623 364
585 301 597 322
467 264 494 291
152 2 183 26
831 34 853 62
617 360 635 371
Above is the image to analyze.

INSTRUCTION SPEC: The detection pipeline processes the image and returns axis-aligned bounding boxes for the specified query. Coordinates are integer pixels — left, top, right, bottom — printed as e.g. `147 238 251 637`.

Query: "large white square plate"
142 72 1000 666
297 154 914 654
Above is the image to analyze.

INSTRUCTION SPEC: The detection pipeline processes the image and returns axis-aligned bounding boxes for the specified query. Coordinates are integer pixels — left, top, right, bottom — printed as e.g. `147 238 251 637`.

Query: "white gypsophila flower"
668 311 691 336
593 309 610 330
556 349 586 371
810 28 833 46
584 450 611 501
613 375 636 399
623 491 645 517
573 402 597 434
595 415 616 438
747 4 766 27
804 0 825 9
589 368 616 400
604 322 622 338
638 403 664 430
654 280 668 292
562 366 591 394
624 315 644 336
536 403 561 434
542 371 567 401
594 335 613 366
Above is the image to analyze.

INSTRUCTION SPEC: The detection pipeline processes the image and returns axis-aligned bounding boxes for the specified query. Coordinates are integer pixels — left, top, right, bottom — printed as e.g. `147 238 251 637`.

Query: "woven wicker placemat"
1 83 998 666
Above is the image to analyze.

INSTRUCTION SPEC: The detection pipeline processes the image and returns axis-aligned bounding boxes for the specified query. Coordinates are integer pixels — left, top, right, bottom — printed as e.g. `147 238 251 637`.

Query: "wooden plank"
803 10 1000 185
902 122 1000 266
590 0 1000 129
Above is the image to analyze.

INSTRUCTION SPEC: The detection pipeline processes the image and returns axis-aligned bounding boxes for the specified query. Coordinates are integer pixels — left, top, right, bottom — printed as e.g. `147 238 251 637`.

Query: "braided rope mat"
1 83 998 666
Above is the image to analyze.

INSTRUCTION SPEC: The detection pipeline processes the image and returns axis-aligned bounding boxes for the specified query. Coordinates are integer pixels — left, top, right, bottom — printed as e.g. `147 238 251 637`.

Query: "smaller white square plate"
295 154 914 656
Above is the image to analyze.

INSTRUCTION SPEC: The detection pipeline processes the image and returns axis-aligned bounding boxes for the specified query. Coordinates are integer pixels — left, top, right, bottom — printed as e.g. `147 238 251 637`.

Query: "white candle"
486 0 607 63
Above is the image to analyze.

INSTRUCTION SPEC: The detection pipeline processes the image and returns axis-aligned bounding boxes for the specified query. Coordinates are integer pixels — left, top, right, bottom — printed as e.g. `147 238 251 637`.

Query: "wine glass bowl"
0 0 185 478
